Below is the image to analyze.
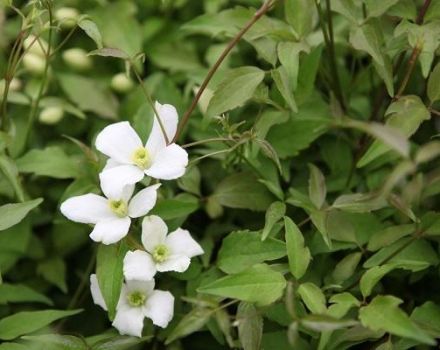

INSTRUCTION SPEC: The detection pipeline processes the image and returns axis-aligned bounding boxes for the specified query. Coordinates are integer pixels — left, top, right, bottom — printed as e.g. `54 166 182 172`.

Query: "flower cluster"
60 102 203 337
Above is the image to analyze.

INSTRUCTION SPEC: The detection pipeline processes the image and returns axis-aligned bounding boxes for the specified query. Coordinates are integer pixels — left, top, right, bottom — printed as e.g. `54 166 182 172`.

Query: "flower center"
127 290 147 307
152 244 169 263
108 199 128 217
131 147 151 169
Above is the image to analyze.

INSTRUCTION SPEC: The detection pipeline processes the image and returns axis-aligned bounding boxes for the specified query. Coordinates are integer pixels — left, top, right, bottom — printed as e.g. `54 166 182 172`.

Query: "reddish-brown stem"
172 0 277 143
393 43 422 101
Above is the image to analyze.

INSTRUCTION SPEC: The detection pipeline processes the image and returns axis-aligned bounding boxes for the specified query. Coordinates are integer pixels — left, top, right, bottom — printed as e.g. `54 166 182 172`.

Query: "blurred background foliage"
1 0 440 349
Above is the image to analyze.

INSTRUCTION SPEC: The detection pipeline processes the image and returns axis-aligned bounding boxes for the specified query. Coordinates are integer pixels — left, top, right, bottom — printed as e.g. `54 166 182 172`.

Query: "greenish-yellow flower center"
152 244 169 263
108 199 128 217
127 291 147 307
132 147 151 169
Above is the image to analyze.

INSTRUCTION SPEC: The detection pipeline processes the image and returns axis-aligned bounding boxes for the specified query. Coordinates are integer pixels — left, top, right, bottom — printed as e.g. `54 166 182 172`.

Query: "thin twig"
130 62 170 144
393 42 422 100
23 1 54 148
172 0 277 143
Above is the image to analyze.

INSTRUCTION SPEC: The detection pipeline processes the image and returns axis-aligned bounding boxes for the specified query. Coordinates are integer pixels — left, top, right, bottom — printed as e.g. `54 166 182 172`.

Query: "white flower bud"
23 53 46 75
23 35 48 57
9 78 22 92
62 48 92 71
55 7 79 29
39 106 64 125
111 73 134 93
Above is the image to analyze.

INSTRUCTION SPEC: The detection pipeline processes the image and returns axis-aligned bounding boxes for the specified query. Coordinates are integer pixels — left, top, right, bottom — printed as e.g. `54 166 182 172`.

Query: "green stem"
23 1 54 148
130 61 170 145
172 0 278 143
393 42 422 100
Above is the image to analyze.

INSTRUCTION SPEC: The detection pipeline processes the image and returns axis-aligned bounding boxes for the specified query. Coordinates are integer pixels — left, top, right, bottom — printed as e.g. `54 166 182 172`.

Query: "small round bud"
9 78 22 92
39 106 64 125
55 7 79 29
23 53 46 75
111 73 134 93
62 48 92 71
23 35 48 57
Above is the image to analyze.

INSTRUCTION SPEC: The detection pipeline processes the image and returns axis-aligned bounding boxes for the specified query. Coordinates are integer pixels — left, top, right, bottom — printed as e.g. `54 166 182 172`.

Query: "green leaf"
262 201 286 241
237 302 263 350
331 252 362 284
22 334 86 350
166 308 212 344
308 164 326 209
367 224 415 251
271 67 297 112
364 0 400 17
212 172 274 211
0 198 42 231
297 282 327 314
345 119 410 159
427 62 440 104
267 98 331 158
301 314 357 332
90 3 142 56
198 264 286 306
150 195 199 220
88 48 129 60
0 283 52 305
284 217 311 279
207 66 265 116
284 0 315 37
37 257 67 293
0 344 27 350
58 74 118 119
411 302 440 338
0 309 82 340
0 155 25 201
217 231 286 274
359 264 409 298
96 244 127 320
358 96 430 167
350 23 394 96
17 147 81 179
92 335 152 350
359 295 435 345
78 19 103 49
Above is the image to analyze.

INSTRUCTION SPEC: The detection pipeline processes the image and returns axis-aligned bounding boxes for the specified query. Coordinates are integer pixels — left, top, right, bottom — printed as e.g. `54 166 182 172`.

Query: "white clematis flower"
60 183 160 245
95 102 188 199
123 215 204 281
90 274 174 336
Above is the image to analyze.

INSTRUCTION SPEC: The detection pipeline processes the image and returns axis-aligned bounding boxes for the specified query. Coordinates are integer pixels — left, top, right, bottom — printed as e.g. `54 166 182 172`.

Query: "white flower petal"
125 279 155 295
99 165 144 199
128 184 160 218
120 184 135 202
141 215 168 252
90 274 107 311
89 217 131 245
146 102 179 154
166 228 204 258
95 121 142 164
156 255 190 273
123 250 157 281
144 290 174 328
60 194 114 224
112 303 145 337
145 144 188 180
103 158 121 171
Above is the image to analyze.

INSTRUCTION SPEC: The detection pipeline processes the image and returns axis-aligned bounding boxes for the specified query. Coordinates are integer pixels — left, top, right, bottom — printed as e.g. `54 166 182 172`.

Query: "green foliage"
1 0 440 348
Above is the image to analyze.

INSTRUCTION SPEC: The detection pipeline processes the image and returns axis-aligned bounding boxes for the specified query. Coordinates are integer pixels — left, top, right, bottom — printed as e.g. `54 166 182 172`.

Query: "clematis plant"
96 102 188 199
90 274 174 337
60 183 160 245
123 215 204 281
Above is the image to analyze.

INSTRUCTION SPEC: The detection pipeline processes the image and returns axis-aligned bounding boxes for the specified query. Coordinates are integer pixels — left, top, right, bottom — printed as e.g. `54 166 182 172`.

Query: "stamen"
108 199 128 217
152 244 169 263
132 147 151 169
127 291 147 307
